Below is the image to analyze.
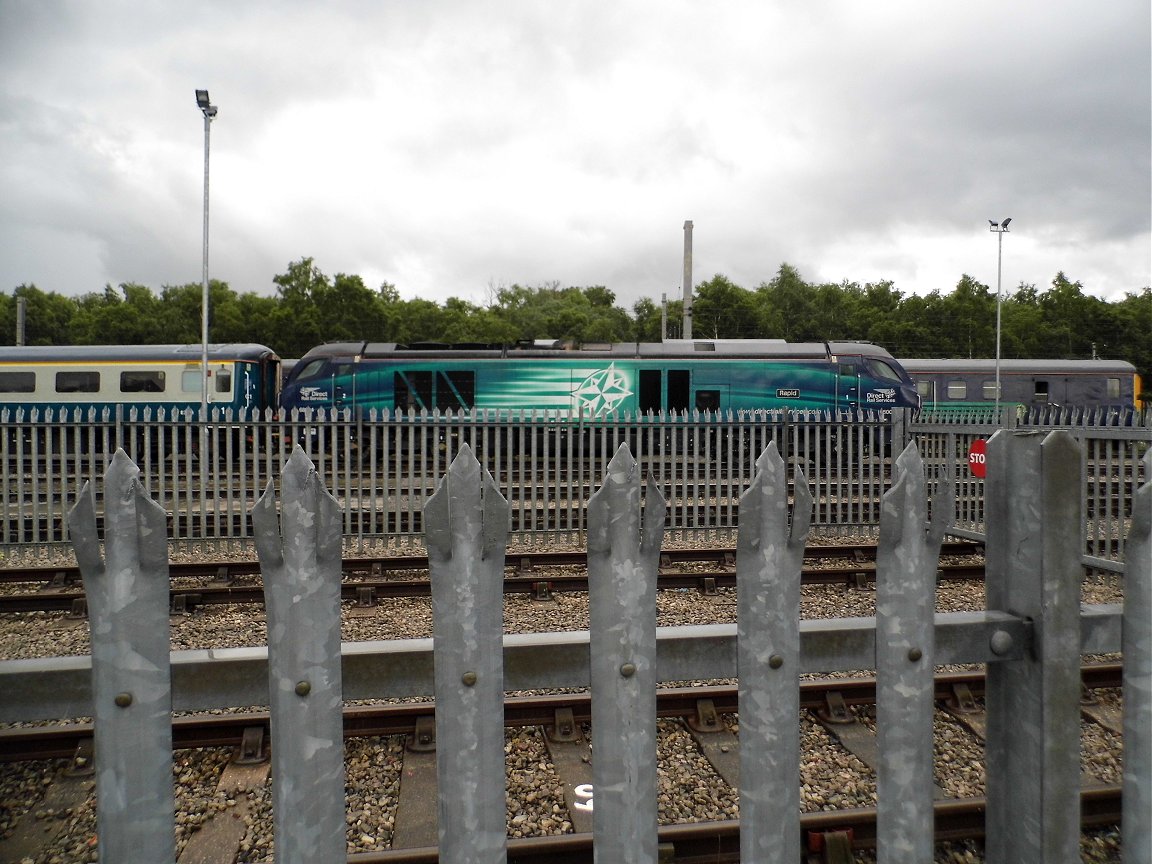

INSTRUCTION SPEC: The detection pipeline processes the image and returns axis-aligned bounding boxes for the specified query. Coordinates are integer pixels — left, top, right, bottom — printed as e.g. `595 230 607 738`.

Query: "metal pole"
989 218 1010 424
201 106 212 423
682 220 693 340
994 227 1002 420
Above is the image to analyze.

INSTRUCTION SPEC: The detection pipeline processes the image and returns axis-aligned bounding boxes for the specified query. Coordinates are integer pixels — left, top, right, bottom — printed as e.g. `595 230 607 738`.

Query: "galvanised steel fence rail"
0 405 1147 567
2 434 1148 862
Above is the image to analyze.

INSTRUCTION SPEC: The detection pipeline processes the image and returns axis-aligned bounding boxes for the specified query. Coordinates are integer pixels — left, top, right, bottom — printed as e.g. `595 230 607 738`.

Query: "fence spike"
587 443 665 864
875 441 941 862
736 441 811 863
251 444 346 864
1124 449 1151 860
424 443 510 864
67 448 175 864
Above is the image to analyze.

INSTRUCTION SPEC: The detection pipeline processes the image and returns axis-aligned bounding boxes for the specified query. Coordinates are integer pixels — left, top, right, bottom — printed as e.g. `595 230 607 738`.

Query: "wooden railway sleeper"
807 828 854 864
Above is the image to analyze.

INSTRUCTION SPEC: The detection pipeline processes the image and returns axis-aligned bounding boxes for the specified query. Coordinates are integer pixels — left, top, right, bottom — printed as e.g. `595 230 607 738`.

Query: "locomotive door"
837 359 861 410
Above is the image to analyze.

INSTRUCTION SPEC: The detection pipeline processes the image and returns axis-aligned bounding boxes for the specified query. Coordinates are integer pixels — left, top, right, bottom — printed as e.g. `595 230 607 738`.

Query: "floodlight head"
195 89 210 109
1001 217 1012 229
989 220 998 228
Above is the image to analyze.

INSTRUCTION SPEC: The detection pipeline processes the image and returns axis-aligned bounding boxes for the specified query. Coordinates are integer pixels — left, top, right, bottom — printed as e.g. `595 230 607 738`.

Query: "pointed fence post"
587 443 666 864
252 446 346 864
875 441 953 863
983 430 1082 863
424 444 510 864
736 441 812 862
1124 450 1151 860
68 449 175 864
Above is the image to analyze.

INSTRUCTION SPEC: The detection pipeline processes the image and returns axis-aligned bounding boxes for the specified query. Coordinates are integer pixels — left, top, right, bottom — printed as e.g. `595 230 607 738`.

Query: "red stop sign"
968 439 987 478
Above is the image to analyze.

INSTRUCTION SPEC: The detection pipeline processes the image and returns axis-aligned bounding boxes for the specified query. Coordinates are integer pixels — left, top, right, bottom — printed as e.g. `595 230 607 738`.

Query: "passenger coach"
902 358 1143 414
281 339 920 417
0 344 281 417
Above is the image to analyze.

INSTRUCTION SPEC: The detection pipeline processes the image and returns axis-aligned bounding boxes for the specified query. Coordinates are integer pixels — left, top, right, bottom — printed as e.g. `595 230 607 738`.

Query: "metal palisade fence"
0 406 1147 569
0 433 1148 862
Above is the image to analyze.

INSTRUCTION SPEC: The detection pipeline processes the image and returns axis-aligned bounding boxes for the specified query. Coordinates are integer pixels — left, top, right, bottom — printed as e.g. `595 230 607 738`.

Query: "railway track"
0 665 1124 861
0 542 987 613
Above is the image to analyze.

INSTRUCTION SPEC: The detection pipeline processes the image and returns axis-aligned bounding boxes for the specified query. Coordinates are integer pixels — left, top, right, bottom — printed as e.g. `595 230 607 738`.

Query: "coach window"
1033 380 1049 402
946 379 966 399
215 369 232 393
1107 377 1120 399
120 370 165 393
0 371 35 393
981 380 999 400
56 371 99 393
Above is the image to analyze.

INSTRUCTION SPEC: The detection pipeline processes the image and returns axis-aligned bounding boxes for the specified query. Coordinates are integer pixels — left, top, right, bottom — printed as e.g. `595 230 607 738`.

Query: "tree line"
2 257 1149 396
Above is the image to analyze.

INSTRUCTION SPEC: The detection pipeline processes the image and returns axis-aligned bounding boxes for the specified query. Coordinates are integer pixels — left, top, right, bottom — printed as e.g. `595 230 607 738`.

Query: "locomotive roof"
303 339 897 361
0 344 279 363
901 358 1136 373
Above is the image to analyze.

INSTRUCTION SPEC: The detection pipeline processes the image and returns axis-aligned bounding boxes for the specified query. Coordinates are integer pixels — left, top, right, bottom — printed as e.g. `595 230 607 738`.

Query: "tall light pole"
195 89 217 423
988 217 1011 421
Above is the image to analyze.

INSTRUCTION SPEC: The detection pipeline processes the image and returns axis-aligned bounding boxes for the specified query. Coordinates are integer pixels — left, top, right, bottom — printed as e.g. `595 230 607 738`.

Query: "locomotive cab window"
56 371 99 393
0 371 36 393
120 370 165 393
946 379 967 399
864 358 902 382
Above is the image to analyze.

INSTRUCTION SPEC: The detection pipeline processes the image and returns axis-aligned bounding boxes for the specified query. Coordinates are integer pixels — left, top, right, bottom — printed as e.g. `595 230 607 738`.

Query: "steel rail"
0 663 1121 762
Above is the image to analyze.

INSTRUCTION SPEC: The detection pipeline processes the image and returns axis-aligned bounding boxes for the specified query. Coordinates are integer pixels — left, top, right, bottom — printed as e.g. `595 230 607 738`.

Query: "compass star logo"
573 364 633 416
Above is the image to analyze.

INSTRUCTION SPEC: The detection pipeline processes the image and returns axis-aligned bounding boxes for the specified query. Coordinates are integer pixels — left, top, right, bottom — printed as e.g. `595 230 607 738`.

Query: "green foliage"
0 259 1147 389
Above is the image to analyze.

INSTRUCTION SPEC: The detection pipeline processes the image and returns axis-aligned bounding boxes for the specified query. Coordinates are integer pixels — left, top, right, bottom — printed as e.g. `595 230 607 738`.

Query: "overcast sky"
2 1 1149 314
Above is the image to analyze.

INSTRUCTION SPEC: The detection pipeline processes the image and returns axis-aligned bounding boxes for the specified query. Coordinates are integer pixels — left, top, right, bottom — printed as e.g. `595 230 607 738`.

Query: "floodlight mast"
989 218 1011 423
195 89 217 426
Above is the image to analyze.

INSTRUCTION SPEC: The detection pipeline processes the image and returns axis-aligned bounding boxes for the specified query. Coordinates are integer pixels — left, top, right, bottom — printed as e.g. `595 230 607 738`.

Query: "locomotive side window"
946 379 967 399
639 370 661 413
695 390 720 412
56 371 99 393
0 371 36 393
1033 381 1049 401
394 371 475 411
668 369 690 412
982 380 999 400
1106 378 1120 399
120 371 165 393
